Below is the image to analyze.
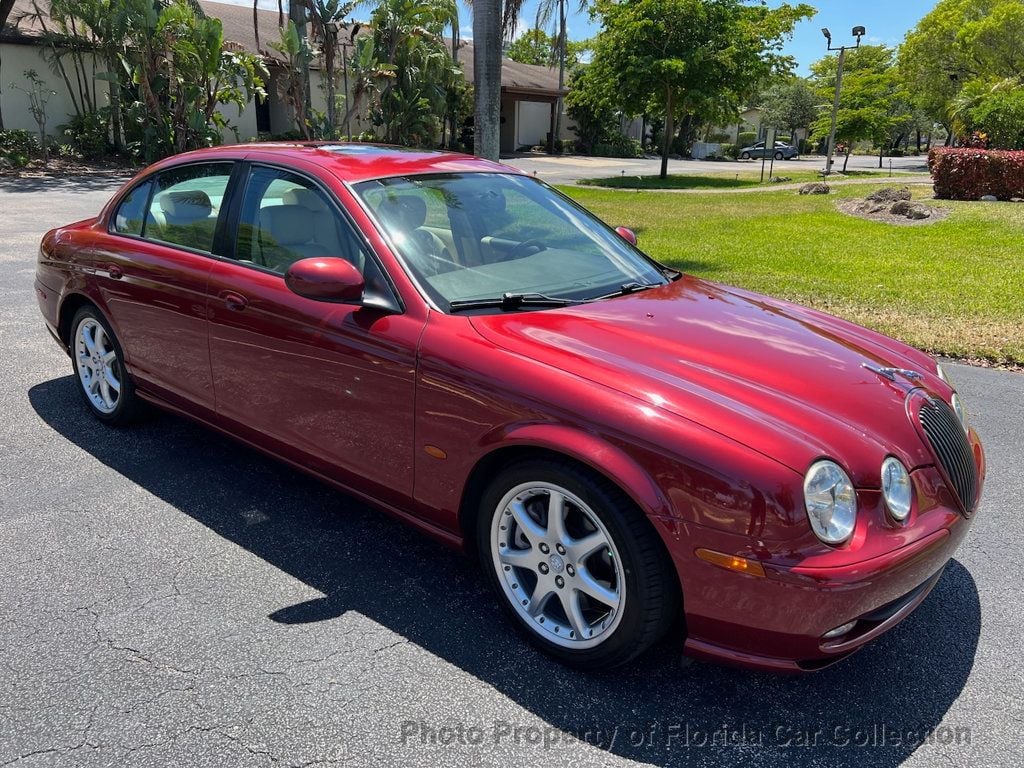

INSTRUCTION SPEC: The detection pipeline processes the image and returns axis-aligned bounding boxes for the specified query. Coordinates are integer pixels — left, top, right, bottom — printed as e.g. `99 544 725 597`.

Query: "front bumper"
665 467 976 673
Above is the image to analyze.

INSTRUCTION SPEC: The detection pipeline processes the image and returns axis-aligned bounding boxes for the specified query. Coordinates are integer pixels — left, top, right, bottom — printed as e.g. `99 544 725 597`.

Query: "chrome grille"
918 397 977 514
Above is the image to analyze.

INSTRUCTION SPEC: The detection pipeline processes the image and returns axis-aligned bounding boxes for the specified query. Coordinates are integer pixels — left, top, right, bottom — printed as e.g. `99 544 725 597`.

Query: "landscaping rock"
1011 198 1024 203
890 200 933 219
768 176 792 183
866 186 912 203
980 195 998 202
0 157 12 170
799 182 830 195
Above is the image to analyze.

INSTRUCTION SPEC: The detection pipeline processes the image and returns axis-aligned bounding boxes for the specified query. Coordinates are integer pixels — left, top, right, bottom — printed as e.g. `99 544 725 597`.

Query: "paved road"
503 153 929 184
1 175 1021 767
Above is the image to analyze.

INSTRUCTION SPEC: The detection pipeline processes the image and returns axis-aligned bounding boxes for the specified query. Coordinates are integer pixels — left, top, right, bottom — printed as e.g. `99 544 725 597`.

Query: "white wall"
0 42 97 135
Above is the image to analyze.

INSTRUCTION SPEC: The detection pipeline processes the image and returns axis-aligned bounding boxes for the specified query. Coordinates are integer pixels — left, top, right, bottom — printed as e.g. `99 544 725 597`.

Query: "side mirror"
285 257 365 303
615 226 637 246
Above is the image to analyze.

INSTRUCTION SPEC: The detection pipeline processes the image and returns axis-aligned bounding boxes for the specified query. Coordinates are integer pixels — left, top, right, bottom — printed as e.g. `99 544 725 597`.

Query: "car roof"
153 142 520 183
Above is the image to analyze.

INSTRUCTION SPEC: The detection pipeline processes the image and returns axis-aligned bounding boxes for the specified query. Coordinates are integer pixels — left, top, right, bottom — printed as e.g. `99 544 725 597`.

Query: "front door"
206 164 421 504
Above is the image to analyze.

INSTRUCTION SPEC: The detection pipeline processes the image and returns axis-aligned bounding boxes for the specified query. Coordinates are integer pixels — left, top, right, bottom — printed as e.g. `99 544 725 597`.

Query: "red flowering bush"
929 147 1024 200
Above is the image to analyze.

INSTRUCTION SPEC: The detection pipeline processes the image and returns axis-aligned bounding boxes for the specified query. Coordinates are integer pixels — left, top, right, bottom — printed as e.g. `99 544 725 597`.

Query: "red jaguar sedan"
34 143 984 672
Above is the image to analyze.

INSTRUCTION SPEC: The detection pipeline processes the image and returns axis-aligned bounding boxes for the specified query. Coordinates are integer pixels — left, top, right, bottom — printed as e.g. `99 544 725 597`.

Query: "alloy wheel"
490 482 625 649
74 317 121 414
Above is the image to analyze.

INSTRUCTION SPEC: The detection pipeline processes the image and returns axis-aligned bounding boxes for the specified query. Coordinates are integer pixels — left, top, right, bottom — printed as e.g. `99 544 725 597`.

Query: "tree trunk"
842 148 851 173
106 55 123 153
472 0 502 160
289 1 312 129
660 86 674 179
551 0 566 154
916 129 922 154
253 1 261 53
878 145 883 169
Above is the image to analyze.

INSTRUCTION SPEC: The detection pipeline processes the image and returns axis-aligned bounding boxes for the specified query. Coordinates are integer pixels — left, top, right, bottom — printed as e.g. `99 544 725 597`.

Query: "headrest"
377 194 427 232
160 190 212 219
282 188 328 212
261 205 312 246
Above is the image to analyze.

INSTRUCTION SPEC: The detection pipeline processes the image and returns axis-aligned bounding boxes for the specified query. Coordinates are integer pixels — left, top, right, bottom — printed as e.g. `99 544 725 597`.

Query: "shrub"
737 131 757 147
706 131 732 143
591 134 643 158
0 129 39 157
59 112 110 159
720 143 739 159
929 147 1024 200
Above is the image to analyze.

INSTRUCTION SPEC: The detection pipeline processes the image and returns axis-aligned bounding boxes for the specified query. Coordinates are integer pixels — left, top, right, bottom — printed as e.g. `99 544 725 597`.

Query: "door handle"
107 264 123 280
220 291 248 311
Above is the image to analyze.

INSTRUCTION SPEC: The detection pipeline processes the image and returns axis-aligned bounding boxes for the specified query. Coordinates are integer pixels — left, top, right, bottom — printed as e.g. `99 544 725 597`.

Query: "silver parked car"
739 141 800 160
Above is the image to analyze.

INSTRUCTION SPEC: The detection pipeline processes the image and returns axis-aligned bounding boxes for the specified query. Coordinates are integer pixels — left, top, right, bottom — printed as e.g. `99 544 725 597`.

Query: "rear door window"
142 163 233 253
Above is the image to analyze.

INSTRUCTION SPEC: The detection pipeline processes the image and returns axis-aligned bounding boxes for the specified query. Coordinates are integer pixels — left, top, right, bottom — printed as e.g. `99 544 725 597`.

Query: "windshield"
353 173 667 310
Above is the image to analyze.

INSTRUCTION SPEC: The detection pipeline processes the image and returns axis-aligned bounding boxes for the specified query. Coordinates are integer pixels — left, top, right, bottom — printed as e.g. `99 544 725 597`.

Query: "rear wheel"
70 305 139 425
740 151 751 160
477 458 678 669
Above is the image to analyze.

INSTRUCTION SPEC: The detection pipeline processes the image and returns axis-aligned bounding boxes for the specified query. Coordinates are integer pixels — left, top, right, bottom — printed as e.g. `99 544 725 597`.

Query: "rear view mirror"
285 257 365 303
615 227 637 246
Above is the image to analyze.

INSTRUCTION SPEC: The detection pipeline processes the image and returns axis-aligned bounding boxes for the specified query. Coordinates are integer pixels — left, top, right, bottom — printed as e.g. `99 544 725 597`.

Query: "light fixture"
821 27 832 42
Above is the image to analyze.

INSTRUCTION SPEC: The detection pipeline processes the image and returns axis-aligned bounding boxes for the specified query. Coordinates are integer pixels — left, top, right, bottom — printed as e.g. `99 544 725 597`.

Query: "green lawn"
561 183 1024 366
580 169 897 190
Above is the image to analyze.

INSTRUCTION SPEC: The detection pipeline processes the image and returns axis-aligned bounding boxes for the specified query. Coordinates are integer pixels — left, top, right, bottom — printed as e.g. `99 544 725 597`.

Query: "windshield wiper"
448 292 579 312
585 281 662 302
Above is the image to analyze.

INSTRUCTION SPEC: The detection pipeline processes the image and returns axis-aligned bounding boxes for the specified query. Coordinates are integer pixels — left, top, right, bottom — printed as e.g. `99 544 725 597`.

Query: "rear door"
93 162 236 413
206 163 421 505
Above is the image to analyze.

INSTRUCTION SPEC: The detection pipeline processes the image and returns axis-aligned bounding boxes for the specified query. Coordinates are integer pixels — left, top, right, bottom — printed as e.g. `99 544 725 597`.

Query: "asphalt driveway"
1 175 1021 767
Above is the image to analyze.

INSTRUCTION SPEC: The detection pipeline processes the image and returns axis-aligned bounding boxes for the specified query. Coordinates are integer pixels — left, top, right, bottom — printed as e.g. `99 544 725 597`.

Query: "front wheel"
774 151 785 160
70 305 140 425
477 459 679 669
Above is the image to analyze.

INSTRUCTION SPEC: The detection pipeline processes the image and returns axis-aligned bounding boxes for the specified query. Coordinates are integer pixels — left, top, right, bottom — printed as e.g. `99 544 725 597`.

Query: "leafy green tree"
506 27 556 66
759 79 817 143
507 26 590 70
900 0 1024 140
371 0 461 146
580 0 813 178
809 45 910 171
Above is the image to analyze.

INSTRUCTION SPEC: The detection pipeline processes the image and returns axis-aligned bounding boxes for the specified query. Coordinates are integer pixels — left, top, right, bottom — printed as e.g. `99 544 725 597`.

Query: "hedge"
929 147 1024 200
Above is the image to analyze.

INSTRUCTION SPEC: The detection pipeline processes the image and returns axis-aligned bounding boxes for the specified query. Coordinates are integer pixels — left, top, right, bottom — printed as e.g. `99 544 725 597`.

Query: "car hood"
469 276 942 485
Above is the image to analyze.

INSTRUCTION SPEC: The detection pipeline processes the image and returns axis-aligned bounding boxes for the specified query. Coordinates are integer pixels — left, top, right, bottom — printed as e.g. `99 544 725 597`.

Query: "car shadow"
28 375 981 768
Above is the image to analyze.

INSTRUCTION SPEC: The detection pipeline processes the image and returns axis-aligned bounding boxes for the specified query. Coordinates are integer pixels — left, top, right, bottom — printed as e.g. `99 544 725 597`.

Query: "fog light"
822 620 857 639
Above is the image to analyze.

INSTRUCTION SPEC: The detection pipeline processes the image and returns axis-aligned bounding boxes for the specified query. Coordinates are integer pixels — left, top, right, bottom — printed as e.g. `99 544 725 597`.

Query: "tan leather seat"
375 195 454 275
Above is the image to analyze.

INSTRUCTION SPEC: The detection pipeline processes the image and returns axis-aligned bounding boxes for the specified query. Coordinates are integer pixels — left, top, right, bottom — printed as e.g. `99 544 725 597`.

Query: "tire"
69 305 140 425
774 151 785 160
476 458 679 669
740 152 751 160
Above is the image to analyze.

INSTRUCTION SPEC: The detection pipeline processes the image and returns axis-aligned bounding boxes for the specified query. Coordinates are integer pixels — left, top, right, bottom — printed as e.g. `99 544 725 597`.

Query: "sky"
226 0 935 76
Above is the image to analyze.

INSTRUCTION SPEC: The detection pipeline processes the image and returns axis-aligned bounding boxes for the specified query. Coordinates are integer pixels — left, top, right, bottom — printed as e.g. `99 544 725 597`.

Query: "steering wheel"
506 238 547 261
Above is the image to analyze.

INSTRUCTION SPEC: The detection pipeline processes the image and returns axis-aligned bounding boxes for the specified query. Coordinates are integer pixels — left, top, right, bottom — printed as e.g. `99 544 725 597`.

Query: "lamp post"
822 25 865 176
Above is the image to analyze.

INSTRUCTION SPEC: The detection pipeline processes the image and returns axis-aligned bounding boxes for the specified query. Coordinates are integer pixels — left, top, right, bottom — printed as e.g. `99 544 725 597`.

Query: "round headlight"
803 460 857 544
951 393 968 434
881 457 912 522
